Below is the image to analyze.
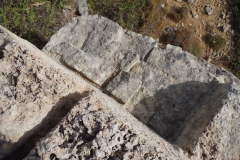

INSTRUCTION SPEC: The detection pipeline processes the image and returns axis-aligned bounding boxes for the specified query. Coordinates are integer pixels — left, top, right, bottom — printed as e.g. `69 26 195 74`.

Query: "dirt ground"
157 0 233 69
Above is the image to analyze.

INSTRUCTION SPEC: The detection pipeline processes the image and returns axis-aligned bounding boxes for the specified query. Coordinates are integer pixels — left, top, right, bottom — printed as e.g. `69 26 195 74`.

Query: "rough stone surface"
44 15 240 159
43 15 157 85
187 0 198 4
205 5 214 15
75 0 89 16
105 71 142 103
223 24 231 33
25 92 186 160
0 25 91 158
0 25 185 159
1 13 240 160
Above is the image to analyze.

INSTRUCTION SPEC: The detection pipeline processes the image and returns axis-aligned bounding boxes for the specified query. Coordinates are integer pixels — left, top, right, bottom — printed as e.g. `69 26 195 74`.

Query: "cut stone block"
105 71 142 103
43 15 157 85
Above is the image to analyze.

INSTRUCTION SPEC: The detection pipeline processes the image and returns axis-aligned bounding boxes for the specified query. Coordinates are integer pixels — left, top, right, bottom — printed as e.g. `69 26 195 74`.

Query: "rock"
205 5 214 15
177 0 182 2
222 11 226 19
1 14 240 160
0 25 93 158
75 0 89 15
188 0 198 4
223 24 231 33
43 15 157 86
0 25 185 160
105 71 142 103
24 92 187 160
160 3 165 8
193 14 199 19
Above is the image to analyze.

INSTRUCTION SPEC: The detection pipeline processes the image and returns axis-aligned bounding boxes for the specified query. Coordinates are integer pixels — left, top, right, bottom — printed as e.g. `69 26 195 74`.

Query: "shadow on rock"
131 80 231 149
3 91 90 160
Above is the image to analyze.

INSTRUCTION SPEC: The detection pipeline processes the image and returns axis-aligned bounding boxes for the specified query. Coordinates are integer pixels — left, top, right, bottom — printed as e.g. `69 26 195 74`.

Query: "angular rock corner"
0 14 240 160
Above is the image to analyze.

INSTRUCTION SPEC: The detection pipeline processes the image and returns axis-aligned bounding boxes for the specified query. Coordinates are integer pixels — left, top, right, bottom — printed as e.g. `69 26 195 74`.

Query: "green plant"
163 28 203 57
228 0 240 78
187 38 204 57
0 0 70 49
88 0 149 30
207 34 226 51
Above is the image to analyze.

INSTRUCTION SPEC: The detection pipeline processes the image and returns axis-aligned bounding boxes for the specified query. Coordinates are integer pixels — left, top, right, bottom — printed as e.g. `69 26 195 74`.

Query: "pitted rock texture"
43 15 240 159
0 26 92 158
1 14 240 159
25 92 186 160
0 25 186 159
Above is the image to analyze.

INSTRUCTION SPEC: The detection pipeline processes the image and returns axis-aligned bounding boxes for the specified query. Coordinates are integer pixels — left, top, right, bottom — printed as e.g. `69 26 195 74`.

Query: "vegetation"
87 0 166 38
163 28 203 57
169 6 189 23
206 34 226 51
187 38 204 57
0 0 70 49
229 0 240 78
87 0 150 31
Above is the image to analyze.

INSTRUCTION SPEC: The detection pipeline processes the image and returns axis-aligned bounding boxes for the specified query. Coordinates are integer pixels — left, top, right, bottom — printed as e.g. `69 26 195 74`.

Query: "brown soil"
157 0 233 70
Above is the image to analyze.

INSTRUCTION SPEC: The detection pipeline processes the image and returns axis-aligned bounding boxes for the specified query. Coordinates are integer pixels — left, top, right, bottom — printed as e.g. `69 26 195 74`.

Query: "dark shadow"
21 31 48 50
202 34 211 46
2 91 89 160
0 44 6 59
131 80 231 152
0 39 9 59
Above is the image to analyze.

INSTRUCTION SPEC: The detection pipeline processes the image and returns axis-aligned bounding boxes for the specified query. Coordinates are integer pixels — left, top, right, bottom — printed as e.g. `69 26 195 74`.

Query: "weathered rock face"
42 15 240 160
0 25 93 159
0 25 186 159
25 92 186 160
1 14 240 160
43 15 157 86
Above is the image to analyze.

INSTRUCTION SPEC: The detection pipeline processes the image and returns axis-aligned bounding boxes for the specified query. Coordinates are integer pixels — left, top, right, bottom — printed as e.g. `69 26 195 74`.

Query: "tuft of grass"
0 0 70 49
206 34 226 51
169 5 189 23
87 0 149 31
163 28 203 57
187 38 204 58
229 0 240 78
87 0 166 38
140 0 166 38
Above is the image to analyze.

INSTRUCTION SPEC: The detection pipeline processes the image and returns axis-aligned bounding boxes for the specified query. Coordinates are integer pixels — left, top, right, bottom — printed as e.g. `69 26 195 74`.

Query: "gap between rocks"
3 92 88 160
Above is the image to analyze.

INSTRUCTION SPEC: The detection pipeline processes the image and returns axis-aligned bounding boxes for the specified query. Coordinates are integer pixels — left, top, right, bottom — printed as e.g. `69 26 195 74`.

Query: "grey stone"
43 15 157 85
105 70 142 103
1 13 240 160
24 92 187 160
75 0 89 15
223 24 231 33
205 5 214 15
188 0 198 4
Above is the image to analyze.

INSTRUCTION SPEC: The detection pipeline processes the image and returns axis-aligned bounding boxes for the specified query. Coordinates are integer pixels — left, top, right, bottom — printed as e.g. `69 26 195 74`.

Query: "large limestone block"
25 92 187 160
127 46 239 159
0 25 92 158
104 43 240 159
105 70 142 103
43 15 157 85
0 25 186 160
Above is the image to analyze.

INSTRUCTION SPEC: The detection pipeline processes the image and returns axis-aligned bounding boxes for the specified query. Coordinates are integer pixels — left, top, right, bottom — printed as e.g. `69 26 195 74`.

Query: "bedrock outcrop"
0 24 185 159
0 14 240 160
